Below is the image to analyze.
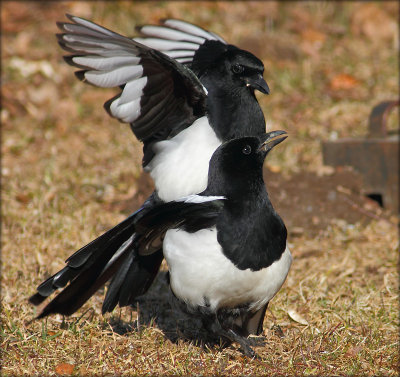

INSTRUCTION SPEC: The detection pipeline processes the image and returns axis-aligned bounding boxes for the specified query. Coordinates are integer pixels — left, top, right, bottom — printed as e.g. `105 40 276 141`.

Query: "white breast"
145 117 221 202
163 227 292 312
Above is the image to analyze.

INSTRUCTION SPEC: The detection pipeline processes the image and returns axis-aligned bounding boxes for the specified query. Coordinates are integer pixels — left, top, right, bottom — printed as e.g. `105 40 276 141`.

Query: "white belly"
145 117 221 202
163 227 292 311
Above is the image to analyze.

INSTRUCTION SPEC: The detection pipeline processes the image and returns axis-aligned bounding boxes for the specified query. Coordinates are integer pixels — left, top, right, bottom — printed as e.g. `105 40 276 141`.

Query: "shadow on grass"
105 271 226 351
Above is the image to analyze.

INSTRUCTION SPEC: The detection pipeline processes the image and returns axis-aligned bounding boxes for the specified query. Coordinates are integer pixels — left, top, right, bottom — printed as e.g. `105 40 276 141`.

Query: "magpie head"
207 131 287 195
225 47 270 95
192 42 269 95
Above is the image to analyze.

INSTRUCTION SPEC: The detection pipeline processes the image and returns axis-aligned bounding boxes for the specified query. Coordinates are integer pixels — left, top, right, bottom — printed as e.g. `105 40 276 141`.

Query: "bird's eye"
232 64 244 74
242 145 252 155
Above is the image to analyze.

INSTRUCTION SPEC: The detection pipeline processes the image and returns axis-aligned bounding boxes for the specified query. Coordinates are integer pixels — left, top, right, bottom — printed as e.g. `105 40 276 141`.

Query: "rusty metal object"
322 100 399 213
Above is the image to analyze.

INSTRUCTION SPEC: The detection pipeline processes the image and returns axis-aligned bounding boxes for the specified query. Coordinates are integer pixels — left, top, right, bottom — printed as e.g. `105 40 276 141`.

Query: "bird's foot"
247 334 266 347
223 328 258 358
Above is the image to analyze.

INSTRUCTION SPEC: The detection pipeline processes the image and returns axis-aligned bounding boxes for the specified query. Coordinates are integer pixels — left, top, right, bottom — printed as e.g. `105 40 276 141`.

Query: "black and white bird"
57 15 270 201
29 131 291 357
49 16 273 324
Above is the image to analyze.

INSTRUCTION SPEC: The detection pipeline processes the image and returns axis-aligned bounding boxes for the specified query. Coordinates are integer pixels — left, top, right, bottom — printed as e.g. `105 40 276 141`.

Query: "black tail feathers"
29 212 141 318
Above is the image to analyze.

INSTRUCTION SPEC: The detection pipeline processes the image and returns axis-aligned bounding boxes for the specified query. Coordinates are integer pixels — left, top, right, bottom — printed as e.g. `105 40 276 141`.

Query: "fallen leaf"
15 193 30 204
55 363 75 375
287 309 309 325
301 29 326 44
329 74 359 91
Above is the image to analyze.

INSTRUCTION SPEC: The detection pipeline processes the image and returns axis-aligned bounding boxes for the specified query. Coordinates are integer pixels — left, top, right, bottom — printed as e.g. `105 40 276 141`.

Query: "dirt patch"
266 167 393 236
108 167 391 237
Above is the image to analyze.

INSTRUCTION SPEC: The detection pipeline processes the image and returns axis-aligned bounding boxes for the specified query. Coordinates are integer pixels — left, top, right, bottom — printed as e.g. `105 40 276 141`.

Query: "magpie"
29 131 291 357
57 15 270 201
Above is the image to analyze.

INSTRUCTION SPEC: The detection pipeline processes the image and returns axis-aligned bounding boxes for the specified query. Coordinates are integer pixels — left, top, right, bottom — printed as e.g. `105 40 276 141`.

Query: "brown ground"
2 2 399 376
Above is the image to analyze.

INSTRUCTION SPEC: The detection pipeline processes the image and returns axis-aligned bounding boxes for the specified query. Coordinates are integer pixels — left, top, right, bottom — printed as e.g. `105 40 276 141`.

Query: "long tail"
29 204 163 319
28 193 224 319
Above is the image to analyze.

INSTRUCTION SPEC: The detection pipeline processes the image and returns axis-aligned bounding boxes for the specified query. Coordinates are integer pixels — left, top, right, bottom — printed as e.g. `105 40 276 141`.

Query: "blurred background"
2 2 399 375
3 1 398 233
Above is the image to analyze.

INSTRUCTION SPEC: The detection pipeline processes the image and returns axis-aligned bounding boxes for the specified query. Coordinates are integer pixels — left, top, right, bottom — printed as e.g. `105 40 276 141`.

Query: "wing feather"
136 18 227 67
57 15 206 146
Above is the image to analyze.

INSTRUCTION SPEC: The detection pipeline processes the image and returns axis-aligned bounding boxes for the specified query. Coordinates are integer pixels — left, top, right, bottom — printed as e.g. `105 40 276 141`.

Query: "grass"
2 1 399 375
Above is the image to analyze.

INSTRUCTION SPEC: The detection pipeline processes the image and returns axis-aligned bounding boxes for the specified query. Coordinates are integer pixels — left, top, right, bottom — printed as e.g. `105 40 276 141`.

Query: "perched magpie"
29 131 291 357
57 15 269 201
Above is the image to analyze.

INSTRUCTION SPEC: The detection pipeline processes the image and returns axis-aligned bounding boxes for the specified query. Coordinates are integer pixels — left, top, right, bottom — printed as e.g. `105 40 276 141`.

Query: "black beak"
246 73 270 94
258 130 288 153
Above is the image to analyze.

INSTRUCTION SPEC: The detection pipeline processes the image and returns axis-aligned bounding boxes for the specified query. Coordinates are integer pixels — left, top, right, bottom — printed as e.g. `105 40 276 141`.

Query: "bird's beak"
258 130 288 153
245 73 270 94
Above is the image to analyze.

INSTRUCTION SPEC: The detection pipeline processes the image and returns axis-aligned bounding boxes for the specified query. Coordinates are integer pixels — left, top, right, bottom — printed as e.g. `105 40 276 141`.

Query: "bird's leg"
200 307 258 357
212 315 257 358
200 316 232 349
220 327 257 358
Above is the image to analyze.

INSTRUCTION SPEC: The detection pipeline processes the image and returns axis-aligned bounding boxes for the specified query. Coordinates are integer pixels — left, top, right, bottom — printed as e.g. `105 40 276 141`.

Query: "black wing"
135 195 225 255
57 14 207 144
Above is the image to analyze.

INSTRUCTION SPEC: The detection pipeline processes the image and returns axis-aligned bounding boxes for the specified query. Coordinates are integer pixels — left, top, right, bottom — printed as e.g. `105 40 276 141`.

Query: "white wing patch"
60 16 211 128
165 50 196 59
109 97 141 123
163 19 227 44
59 16 157 124
83 65 143 88
176 57 194 64
63 35 125 51
118 77 148 104
139 25 206 44
180 195 225 204
72 56 141 70
134 38 199 51
68 15 119 37
136 19 227 66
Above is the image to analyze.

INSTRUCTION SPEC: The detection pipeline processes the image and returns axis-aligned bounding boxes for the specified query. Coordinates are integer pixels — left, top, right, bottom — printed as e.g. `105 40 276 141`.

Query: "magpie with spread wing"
52 15 272 311
29 131 291 357
57 15 269 201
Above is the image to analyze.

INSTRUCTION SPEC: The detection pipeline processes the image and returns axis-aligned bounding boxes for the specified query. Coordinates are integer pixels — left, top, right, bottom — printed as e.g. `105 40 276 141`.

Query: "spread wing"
57 14 207 144
135 19 227 66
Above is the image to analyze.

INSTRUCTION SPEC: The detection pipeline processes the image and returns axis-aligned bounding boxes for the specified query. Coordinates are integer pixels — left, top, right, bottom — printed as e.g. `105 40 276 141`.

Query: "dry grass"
2 1 399 376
